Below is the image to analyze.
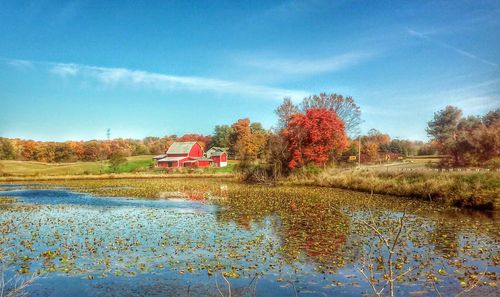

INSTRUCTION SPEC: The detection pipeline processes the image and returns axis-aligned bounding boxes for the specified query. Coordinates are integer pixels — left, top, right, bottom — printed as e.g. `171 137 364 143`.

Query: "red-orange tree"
282 108 347 169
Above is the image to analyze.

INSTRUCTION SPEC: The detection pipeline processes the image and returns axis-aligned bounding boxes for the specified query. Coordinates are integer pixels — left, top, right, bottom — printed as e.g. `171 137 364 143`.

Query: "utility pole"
358 136 361 167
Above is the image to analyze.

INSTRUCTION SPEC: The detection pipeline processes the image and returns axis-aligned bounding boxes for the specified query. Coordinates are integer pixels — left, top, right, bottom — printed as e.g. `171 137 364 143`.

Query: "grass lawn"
0 155 155 177
210 160 238 173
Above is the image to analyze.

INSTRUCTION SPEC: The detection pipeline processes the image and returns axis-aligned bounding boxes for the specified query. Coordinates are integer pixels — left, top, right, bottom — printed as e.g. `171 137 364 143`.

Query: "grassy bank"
0 155 155 176
290 168 499 209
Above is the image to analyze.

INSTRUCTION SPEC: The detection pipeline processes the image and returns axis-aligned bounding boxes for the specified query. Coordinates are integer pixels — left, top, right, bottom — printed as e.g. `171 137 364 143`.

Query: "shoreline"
0 173 236 182
288 169 498 210
1 170 497 210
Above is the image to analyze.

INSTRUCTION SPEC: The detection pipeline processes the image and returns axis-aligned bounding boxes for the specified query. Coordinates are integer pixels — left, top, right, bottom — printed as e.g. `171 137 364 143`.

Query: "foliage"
264 132 290 178
300 93 361 135
276 93 361 135
177 134 212 149
230 118 267 163
427 106 500 166
0 134 212 163
210 125 234 149
0 138 15 160
282 108 347 169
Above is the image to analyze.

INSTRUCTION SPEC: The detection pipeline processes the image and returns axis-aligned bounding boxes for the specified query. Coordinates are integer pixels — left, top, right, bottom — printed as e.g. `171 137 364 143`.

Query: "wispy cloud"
243 52 373 75
258 0 337 21
7 59 34 69
452 95 499 112
408 29 497 67
50 63 79 77
436 78 500 112
39 60 309 100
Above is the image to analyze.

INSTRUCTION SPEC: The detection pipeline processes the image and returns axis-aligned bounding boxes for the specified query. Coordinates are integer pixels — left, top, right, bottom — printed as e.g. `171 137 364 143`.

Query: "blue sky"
0 0 499 141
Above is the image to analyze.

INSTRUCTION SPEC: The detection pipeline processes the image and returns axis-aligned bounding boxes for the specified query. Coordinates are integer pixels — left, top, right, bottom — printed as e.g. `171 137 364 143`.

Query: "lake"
0 178 498 296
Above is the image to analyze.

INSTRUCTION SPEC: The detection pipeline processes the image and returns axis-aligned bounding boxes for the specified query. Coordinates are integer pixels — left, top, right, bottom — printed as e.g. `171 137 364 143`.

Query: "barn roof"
157 156 187 162
193 157 213 161
152 154 167 160
166 142 198 154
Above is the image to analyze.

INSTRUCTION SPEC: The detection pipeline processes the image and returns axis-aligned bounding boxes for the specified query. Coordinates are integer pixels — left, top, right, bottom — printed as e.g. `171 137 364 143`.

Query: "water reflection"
0 182 498 297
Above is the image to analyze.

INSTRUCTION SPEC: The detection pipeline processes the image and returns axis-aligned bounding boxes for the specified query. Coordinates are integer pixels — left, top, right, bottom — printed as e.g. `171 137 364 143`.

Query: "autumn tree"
300 93 361 135
427 106 499 166
177 134 212 149
282 108 347 169
359 129 391 162
53 142 76 162
230 118 268 164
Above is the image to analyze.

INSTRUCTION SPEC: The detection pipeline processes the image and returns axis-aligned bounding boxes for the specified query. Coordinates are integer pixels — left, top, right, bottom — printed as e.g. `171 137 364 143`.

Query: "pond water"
0 179 498 296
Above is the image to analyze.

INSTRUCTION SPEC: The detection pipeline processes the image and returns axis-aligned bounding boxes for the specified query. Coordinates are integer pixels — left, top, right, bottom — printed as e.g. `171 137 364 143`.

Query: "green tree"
211 125 234 148
109 152 127 172
0 138 15 160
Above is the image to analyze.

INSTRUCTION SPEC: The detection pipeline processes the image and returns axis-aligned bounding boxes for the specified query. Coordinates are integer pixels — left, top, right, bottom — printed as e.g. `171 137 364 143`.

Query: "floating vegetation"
0 179 498 296
0 196 17 204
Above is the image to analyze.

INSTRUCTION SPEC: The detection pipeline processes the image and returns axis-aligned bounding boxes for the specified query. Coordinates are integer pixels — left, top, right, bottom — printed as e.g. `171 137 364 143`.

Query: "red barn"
153 142 212 168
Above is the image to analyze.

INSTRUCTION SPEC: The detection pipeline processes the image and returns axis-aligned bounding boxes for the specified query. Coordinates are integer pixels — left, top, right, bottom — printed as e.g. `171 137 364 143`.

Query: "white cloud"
408 29 497 67
244 52 373 75
47 62 310 100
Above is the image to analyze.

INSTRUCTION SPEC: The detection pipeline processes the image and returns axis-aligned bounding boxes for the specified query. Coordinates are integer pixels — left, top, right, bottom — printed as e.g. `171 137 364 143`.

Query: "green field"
0 155 155 176
0 156 239 177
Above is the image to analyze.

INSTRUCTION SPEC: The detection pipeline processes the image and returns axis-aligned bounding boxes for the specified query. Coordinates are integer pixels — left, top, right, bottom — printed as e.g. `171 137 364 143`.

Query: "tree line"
1 93 498 170
427 106 499 167
0 135 213 163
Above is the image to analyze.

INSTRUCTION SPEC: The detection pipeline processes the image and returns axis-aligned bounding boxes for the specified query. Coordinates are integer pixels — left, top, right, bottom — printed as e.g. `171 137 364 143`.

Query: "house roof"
207 146 227 152
166 142 198 154
210 151 226 157
157 156 187 162
206 147 227 157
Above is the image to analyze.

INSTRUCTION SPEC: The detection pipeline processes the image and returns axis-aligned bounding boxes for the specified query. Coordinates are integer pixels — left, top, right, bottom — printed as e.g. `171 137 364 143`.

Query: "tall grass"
290 168 499 209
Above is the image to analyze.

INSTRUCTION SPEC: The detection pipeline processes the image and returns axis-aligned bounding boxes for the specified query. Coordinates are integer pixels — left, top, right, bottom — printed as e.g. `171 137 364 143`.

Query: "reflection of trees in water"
427 208 498 259
429 222 459 258
213 188 350 269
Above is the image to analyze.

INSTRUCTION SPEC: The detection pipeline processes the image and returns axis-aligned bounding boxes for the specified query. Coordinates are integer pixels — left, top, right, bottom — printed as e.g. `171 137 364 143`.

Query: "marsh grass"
0 197 16 205
291 168 499 209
